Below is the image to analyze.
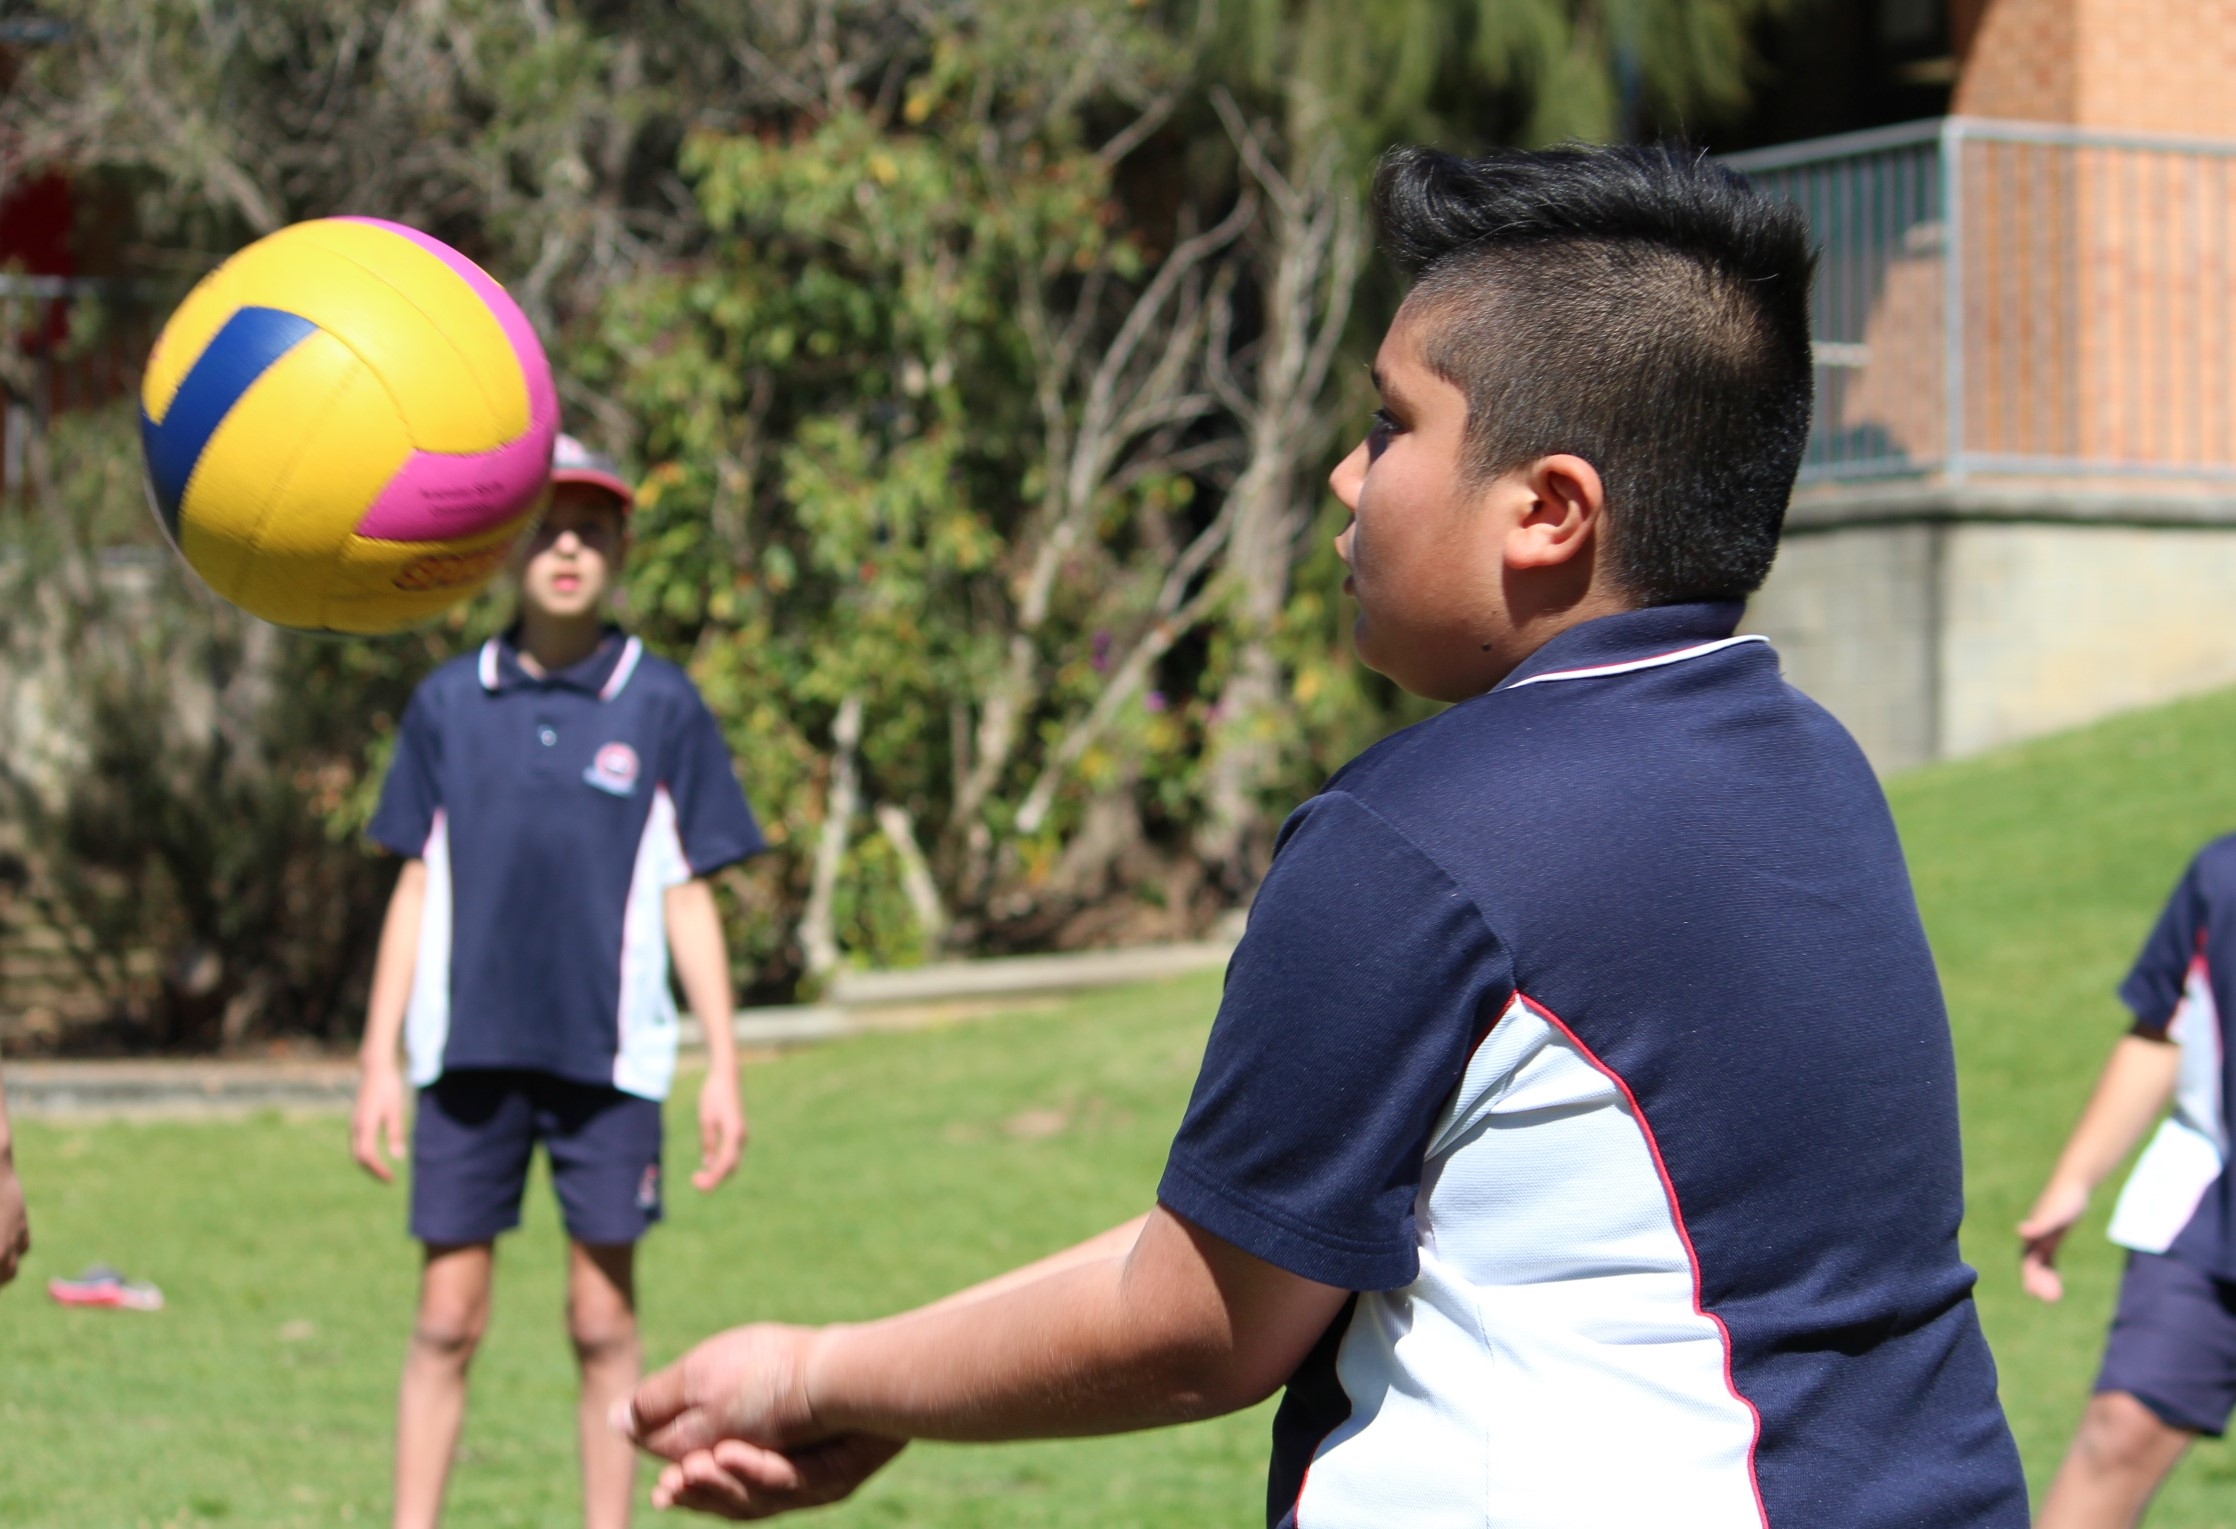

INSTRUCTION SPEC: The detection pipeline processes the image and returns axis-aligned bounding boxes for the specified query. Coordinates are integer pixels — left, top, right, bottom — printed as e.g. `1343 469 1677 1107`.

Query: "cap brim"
550 468 635 512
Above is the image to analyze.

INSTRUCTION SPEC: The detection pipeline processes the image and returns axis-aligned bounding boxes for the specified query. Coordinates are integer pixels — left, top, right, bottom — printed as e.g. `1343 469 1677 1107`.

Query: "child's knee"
2077 1391 2189 1476
412 1300 489 1361
565 1295 639 1363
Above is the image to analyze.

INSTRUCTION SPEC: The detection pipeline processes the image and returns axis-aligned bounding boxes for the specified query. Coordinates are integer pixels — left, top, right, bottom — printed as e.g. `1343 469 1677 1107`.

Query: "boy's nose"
1329 440 1368 511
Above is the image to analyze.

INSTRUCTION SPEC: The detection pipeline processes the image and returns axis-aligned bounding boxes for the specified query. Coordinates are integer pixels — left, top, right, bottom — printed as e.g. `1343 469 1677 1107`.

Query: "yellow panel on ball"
140 261 241 424
175 330 383 610
320 513 537 635
285 220 531 442
211 235 506 452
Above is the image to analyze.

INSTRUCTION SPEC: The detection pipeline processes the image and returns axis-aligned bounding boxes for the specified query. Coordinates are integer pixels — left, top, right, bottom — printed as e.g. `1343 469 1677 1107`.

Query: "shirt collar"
479 626 642 700
1495 602 1753 692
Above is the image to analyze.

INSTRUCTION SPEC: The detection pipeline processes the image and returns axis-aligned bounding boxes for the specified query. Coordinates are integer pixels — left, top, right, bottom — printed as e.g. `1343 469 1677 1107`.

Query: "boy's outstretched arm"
668 877 746 1191
351 858 426 1183
2019 1034 2180 1302
618 1205 1347 1518
0 1058 27 1286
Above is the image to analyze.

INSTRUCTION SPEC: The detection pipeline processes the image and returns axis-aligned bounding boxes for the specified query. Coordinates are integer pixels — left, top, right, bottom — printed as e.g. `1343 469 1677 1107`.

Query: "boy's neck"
514 610 607 677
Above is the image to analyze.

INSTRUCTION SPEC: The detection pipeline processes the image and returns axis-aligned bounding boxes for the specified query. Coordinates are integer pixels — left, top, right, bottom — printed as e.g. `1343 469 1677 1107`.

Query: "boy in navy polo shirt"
615 146 2027 1527
352 435 762 1529
2021 840 2236 1525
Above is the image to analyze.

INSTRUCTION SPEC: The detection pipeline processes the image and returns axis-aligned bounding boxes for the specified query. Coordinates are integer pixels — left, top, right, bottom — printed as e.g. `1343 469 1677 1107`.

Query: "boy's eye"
1366 409 1399 462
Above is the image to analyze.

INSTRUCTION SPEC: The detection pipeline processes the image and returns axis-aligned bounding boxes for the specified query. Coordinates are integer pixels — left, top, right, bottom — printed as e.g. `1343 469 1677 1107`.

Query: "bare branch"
1211 87 1297 218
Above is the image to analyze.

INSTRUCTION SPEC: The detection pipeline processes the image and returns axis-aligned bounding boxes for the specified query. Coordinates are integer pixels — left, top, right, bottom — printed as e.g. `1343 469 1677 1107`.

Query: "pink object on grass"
49 1264 165 1311
337 217 559 545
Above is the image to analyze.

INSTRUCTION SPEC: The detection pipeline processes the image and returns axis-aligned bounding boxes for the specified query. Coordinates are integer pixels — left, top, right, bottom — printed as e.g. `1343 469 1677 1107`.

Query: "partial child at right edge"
2022 838 2236 1526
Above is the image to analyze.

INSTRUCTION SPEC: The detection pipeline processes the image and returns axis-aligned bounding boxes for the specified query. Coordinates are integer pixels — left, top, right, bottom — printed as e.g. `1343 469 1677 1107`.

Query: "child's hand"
695 1069 747 1191
616 1322 903 1517
649 1433 905 1519
351 1064 407 1183
2018 1178 2089 1303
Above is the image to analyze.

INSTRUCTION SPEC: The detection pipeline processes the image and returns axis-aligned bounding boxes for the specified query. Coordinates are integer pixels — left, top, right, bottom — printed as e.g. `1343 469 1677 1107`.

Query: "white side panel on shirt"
2110 961 2227 1252
404 811 455 1088
1295 996 1763 1529
612 785 690 1101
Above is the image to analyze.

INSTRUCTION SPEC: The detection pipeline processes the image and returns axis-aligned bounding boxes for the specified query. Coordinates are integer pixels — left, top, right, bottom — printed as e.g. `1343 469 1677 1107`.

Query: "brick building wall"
1956 0 2236 135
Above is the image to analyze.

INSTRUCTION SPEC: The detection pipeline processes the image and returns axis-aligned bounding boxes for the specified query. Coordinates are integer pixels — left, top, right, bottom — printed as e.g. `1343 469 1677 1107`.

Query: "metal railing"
1727 118 2236 488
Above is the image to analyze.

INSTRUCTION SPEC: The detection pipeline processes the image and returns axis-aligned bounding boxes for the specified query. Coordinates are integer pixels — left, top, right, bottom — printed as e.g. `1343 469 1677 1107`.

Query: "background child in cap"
352 433 763 1529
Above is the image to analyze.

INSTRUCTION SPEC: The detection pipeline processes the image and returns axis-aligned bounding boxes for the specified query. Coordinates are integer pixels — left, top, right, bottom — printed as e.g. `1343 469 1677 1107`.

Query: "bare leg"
568 1241 642 1529
2038 1390 2194 1529
395 1242 496 1529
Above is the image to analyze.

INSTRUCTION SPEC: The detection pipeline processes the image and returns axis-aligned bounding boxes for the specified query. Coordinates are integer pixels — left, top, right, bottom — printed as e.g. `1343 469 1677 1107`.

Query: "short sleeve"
1156 792 1514 1292
368 687 444 857
663 687 763 877
2120 860 2207 1037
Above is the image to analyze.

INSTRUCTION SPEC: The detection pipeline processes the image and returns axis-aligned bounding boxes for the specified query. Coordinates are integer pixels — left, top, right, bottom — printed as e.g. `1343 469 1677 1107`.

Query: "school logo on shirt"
584 742 640 797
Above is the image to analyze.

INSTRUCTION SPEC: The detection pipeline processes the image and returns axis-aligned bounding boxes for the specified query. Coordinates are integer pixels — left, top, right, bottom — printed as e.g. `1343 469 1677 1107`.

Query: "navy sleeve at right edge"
367 687 444 858
2121 858 2208 1036
1157 792 1514 1292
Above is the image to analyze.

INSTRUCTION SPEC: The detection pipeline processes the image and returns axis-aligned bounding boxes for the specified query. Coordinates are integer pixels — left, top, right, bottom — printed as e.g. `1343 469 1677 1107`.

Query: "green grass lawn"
13 683 2236 1525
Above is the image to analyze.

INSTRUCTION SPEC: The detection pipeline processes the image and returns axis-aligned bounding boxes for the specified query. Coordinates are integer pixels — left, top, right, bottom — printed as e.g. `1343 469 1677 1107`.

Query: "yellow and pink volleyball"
139 217 557 634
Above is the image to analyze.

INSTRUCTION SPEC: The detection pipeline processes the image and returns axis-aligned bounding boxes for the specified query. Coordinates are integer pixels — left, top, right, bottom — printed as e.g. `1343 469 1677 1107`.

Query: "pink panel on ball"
356 439 553 543
334 217 560 543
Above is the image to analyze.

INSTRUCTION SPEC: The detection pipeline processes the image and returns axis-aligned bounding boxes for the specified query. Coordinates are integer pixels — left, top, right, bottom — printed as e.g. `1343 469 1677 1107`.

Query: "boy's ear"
1504 454 1605 571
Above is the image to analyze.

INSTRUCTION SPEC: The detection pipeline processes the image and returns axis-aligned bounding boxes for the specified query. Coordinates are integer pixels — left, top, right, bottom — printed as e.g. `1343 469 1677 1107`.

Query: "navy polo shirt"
369 630 762 1100
1158 603 2026 1528
2102 837 2236 1275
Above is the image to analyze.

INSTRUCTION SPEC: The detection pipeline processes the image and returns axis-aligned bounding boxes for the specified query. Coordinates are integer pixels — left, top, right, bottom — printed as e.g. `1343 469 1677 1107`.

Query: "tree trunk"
1196 104 1364 890
798 694 863 983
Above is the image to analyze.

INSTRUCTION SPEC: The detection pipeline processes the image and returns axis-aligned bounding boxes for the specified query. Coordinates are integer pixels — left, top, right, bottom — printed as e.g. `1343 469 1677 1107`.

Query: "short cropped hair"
1372 144 1816 605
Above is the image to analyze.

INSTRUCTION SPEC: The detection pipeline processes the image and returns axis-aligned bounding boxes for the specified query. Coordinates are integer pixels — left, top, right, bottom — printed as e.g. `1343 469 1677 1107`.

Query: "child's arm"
2019 1033 2181 1302
351 859 426 1184
0 1059 27 1287
618 1205 1348 1517
667 877 746 1191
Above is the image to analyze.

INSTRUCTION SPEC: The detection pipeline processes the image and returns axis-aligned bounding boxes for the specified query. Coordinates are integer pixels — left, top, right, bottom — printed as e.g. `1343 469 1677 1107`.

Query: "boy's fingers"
654 1453 755 1517
618 1364 688 1438
709 1440 807 1492
697 1138 741 1190
616 1368 722 1459
351 1125 395 1183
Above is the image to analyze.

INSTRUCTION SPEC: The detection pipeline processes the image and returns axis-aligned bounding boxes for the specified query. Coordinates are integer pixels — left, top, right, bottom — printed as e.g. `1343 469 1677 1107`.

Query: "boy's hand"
617 1322 829 1456
695 1068 747 1191
351 1063 408 1183
0 1151 28 1287
649 1434 905 1519
618 1321 906 1515
2018 1178 2090 1303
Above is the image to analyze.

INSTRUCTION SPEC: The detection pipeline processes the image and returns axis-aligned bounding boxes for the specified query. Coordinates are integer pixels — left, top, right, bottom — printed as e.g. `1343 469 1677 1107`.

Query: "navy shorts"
410 1070 664 1247
2096 1250 2236 1436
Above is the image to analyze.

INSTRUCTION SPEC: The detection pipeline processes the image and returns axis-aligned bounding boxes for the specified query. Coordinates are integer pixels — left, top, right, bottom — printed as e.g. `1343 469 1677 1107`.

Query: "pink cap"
550 433 634 513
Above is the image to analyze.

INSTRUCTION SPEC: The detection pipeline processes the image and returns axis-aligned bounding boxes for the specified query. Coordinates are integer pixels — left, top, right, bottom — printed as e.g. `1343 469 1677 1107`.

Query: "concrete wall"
1746 522 1942 769
1746 493 2236 772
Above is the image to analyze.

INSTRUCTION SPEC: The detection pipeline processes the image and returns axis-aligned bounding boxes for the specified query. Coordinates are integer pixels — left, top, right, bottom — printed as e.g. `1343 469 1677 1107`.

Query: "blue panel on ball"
141 305 319 541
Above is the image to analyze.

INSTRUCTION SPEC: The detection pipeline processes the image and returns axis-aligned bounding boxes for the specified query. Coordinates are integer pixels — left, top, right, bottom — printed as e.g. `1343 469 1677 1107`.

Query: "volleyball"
139 217 558 634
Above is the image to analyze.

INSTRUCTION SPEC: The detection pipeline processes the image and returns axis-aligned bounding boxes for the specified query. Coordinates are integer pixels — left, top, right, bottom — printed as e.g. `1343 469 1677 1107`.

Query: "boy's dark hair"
1372 144 1816 605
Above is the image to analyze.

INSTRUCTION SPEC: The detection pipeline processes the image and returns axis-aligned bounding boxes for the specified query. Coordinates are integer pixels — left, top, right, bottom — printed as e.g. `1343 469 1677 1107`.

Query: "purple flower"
1091 630 1113 673
1143 690 1168 713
